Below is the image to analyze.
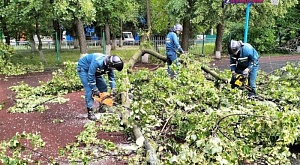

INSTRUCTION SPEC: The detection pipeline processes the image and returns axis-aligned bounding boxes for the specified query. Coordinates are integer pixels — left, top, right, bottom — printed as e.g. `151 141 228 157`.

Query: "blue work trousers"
236 64 259 92
77 67 108 108
166 51 179 78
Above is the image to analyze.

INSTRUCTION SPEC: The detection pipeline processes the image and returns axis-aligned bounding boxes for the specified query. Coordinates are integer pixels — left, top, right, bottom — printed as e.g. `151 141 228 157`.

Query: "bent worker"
77 53 124 121
165 23 185 78
228 40 259 96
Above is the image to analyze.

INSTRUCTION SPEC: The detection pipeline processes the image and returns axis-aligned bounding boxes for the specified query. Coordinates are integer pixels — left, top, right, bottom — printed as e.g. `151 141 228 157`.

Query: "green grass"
188 43 215 56
10 43 228 69
12 47 139 69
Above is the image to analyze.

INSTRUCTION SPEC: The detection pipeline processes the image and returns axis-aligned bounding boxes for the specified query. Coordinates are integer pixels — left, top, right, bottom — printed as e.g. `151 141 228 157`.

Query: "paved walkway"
210 55 300 73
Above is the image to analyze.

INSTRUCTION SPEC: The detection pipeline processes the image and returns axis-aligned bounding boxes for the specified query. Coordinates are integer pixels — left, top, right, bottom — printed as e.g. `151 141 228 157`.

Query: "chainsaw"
231 74 256 94
93 92 114 107
232 74 248 87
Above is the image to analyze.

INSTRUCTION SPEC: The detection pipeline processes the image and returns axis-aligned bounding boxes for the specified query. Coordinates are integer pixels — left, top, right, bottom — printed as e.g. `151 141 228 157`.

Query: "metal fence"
8 36 216 53
9 40 103 50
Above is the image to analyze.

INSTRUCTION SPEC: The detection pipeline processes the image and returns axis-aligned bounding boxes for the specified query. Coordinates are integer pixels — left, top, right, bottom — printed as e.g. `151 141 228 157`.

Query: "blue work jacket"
77 53 116 90
166 30 184 62
230 43 259 72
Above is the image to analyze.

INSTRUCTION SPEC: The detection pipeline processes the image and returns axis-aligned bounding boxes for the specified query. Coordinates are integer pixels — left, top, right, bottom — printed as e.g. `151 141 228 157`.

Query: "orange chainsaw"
93 92 114 107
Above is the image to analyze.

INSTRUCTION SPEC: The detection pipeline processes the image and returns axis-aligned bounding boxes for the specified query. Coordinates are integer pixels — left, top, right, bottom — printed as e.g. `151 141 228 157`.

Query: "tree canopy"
0 0 299 53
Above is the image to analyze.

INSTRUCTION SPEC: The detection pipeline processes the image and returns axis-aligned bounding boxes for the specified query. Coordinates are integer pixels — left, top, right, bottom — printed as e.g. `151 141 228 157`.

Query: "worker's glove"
182 51 188 55
242 69 249 77
92 89 100 97
231 71 236 76
111 89 117 97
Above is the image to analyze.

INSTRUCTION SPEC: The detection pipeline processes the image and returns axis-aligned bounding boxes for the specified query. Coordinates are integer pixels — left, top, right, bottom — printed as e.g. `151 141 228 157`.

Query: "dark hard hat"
105 55 124 71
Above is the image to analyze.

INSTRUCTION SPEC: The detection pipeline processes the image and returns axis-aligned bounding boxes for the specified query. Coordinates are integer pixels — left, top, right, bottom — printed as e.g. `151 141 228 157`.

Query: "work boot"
87 108 97 121
98 105 106 113
98 105 113 113
247 91 256 98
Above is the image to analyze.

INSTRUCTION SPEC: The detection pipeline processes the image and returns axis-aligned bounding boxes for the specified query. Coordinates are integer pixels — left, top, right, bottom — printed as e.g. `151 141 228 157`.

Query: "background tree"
53 0 96 56
275 4 300 47
0 0 10 45
93 0 139 53
3 0 54 63
223 0 298 53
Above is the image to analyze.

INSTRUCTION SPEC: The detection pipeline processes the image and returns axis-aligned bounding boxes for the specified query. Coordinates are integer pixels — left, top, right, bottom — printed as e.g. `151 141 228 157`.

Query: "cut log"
201 65 228 83
120 90 159 165
144 139 158 165
133 125 145 147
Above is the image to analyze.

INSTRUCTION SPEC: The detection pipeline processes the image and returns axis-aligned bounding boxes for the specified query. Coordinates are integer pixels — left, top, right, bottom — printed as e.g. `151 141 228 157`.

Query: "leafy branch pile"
8 62 82 113
2 53 300 164
0 43 43 75
58 121 130 165
0 132 49 165
123 55 300 164
259 63 300 105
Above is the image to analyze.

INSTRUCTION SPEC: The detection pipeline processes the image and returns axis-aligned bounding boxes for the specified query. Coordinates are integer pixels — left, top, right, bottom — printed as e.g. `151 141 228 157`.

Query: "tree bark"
201 65 228 83
73 25 79 49
181 0 195 52
120 85 158 165
111 35 117 50
128 49 166 70
144 139 158 165
182 17 190 51
75 18 87 55
29 35 36 52
1 0 10 45
52 19 60 51
105 21 111 55
119 20 123 47
214 1 225 59
146 0 152 40
35 18 46 64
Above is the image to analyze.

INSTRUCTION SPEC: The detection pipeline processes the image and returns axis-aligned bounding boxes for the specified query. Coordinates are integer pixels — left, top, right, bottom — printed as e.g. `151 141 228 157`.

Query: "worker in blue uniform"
165 23 185 78
229 40 259 96
77 53 123 120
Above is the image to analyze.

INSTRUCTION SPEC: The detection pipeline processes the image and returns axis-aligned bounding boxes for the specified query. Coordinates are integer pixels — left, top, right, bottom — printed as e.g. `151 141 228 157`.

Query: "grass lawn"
12 43 294 69
11 44 216 69
12 47 140 69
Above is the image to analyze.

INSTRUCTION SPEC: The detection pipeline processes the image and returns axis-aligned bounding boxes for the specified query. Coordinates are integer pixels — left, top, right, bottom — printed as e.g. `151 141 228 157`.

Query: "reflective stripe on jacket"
230 43 259 71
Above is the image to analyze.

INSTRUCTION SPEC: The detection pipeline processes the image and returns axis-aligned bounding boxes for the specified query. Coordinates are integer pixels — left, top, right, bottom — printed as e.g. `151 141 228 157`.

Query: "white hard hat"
174 24 183 32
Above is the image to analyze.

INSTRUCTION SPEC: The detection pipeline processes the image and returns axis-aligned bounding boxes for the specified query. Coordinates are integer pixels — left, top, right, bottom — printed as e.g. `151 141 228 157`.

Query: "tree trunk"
3 23 10 45
119 20 123 47
146 0 152 40
105 21 111 55
215 24 224 59
128 49 166 71
144 139 158 165
73 25 79 49
111 35 117 50
201 65 228 83
182 17 190 51
120 81 158 164
75 18 87 55
35 19 46 64
214 1 225 59
2 0 10 45
53 19 61 51
29 35 36 52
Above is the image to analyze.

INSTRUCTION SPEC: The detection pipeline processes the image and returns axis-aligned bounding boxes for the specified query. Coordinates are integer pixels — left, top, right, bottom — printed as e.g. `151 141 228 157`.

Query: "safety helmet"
229 40 242 54
173 24 183 32
104 55 124 71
